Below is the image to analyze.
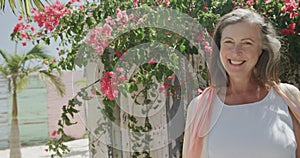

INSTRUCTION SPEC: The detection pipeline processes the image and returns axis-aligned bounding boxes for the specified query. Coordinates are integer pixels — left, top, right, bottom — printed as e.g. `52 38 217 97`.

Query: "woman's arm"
291 112 300 158
283 83 300 158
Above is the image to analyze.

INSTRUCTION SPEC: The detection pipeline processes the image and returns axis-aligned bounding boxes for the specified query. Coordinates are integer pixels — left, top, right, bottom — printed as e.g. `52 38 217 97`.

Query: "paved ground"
0 139 89 158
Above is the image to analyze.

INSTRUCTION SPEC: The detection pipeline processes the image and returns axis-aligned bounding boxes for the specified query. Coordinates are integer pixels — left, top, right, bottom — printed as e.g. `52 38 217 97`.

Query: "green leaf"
179 43 186 52
129 82 138 93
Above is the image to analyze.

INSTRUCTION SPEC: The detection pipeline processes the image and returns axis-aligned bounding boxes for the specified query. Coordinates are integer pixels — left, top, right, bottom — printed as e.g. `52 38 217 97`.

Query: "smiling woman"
183 8 300 158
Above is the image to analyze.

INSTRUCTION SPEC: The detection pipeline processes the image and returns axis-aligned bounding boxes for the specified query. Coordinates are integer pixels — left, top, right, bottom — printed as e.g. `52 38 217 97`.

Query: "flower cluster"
195 31 213 54
280 22 297 34
100 69 127 100
12 22 34 46
281 0 299 19
32 0 72 31
12 0 78 46
100 71 119 100
86 24 112 54
86 8 135 54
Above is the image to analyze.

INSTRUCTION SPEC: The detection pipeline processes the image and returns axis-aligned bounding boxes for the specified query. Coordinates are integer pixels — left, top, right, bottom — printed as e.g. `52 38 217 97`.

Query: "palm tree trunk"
9 118 21 158
12 77 18 119
9 77 21 158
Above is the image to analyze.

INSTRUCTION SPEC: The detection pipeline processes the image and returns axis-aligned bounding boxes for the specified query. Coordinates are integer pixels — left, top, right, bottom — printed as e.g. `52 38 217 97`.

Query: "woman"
183 8 300 158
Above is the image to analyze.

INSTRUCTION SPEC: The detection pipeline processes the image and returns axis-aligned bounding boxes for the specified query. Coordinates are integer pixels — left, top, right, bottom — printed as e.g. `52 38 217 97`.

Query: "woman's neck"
223 77 268 105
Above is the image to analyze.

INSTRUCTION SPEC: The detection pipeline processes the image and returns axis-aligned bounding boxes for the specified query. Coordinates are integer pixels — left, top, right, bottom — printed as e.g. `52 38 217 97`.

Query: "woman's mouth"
229 59 245 65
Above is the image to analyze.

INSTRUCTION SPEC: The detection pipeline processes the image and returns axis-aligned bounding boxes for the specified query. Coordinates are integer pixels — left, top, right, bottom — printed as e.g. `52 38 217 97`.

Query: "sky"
0 10 30 54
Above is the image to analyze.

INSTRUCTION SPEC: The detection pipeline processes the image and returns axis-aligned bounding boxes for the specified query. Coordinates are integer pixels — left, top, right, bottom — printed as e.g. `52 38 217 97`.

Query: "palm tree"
0 0 51 18
0 44 65 158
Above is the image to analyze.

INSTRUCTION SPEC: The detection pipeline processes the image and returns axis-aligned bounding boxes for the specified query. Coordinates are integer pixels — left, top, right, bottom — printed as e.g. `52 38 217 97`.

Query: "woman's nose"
232 44 242 54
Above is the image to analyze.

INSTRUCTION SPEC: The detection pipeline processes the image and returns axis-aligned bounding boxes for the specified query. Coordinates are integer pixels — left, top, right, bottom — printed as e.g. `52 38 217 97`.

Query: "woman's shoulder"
278 83 300 95
278 83 300 105
187 87 214 112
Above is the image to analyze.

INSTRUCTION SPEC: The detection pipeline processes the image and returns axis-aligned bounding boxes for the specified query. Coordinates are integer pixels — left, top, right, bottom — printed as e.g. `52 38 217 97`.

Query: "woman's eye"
243 41 253 45
224 40 233 43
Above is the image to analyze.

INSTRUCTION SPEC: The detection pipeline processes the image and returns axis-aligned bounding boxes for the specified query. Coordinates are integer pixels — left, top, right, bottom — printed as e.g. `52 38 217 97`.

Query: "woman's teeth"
230 60 244 65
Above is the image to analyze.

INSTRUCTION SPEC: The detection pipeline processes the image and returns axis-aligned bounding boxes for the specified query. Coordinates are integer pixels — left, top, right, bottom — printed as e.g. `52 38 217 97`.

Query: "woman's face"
220 22 262 80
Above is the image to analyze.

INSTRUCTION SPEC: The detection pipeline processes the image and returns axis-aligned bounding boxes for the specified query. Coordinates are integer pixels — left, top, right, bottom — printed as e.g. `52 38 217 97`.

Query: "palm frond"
39 70 66 97
8 0 16 14
18 0 24 16
1 0 52 18
0 49 9 63
7 53 24 73
19 65 42 79
16 76 29 92
0 0 5 11
24 0 31 18
0 65 10 77
33 0 44 11
25 44 51 60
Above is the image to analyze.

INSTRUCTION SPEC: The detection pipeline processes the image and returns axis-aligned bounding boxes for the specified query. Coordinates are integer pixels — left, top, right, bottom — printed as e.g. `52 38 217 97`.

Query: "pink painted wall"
46 71 86 139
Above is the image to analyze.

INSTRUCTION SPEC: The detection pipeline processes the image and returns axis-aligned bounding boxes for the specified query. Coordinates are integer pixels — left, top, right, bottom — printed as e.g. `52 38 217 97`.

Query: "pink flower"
163 82 171 89
95 46 104 54
91 90 97 95
195 31 204 41
117 76 127 82
116 8 121 14
30 26 35 31
204 46 212 54
280 28 295 34
51 130 57 136
148 58 156 64
32 0 72 31
79 5 84 11
13 22 24 33
203 3 207 11
280 22 297 35
202 41 210 46
129 14 134 19
18 15 23 21
168 76 173 80
20 32 27 39
100 71 118 100
133 2 138 8
265 0 272 4
164 0 171 7
114 50 123 57
21 42 27 46
289 22 296 30
246 0 254 5
101 23 113 36
116 67 124 72
159 87 164 93
106 16 115 25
